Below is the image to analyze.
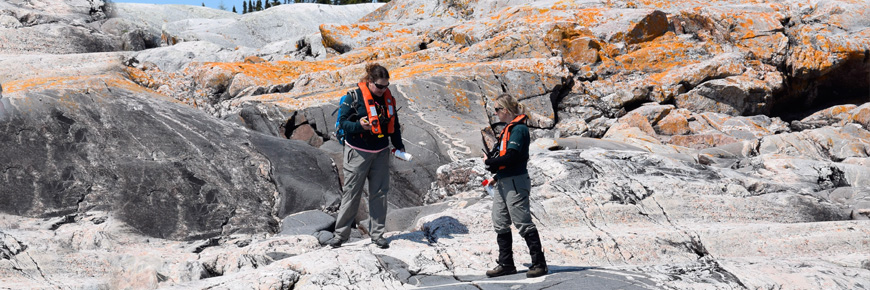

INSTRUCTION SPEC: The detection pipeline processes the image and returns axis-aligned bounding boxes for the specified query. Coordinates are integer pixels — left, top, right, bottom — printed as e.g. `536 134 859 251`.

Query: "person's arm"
484 149 519 167
338 93 365 134
389 113 405 151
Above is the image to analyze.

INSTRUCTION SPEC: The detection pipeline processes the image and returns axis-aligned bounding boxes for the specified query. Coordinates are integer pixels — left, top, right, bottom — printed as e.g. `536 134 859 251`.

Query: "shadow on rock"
421 216 469 243
385 216 469 245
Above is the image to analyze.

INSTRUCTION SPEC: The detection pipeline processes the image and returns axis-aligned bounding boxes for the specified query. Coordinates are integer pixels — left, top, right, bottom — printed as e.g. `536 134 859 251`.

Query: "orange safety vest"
358 81 396 138
497 114 528 170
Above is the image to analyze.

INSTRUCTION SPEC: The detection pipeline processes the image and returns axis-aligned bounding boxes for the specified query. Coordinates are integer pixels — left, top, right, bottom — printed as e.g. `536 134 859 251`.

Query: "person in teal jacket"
483 93 548 278
326 63 405 249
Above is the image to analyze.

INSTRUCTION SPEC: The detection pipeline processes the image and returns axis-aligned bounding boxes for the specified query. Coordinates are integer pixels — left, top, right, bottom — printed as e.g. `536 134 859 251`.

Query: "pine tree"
201 2 205 6
272 0 281 6
265 1 271 9
243 1 247 13
256 0 263 11
232 5 237 12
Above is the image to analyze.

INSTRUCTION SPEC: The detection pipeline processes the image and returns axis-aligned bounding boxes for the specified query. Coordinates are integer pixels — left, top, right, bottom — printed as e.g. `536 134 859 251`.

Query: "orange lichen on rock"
201 61 341 87
124 67 160 89
656 111 692 135
4 74 152 95
546 23 601 65
669 133 740 149
573 8 606 27
244 56 266 64
605 32 719 74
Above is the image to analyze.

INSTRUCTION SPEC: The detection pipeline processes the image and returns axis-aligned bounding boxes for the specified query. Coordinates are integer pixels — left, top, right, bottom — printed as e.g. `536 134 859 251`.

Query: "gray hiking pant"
492 173 537 236
334 146 391 241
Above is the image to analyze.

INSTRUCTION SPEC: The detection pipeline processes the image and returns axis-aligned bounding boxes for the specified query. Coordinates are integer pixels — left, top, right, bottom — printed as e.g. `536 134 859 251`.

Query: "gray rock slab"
0 74 339 240
386 203 452 232
279 210 335 236
410 268 659 290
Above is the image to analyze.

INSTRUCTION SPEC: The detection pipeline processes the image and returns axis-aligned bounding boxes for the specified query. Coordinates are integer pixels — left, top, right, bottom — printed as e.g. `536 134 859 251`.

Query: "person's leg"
486 178 517 277
523 229 548 278
331 147 374 246
367 149 391 247
503 174 548 277
503 174 536 236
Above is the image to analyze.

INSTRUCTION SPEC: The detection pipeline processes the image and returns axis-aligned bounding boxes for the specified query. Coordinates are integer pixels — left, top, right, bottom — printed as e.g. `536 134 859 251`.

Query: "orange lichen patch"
391 62 479 80
606 32 721 74
738 34 787 63
321 35 429 68
788 31 840 77
668 134 740 149
321 22 416 51
573 8 606 27
618 112 657 137
465 33 551 60
200 61 341 87
244 56 266 64
124 67 160 89
4 74 153 96
812 104 858 120
849 106 870 128
656 112 692 135
632 0 772 10
547 23 601 64
248 88 349 111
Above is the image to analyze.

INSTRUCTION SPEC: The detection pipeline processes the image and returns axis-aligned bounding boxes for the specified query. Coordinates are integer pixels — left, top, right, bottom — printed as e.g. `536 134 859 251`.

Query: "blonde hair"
494 93 523 116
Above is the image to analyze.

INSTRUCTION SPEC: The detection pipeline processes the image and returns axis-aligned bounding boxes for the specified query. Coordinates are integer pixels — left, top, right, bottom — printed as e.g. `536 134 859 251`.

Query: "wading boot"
523 229 548 278
486 232 517 277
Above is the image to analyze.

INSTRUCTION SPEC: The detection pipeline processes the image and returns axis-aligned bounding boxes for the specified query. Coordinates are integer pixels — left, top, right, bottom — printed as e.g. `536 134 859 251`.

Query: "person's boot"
486 232 517 277
523 229 548 278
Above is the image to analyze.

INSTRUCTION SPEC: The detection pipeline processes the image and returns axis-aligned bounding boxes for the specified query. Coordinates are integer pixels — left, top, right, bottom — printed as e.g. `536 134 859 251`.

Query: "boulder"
279 210 336 236
0 74 340 240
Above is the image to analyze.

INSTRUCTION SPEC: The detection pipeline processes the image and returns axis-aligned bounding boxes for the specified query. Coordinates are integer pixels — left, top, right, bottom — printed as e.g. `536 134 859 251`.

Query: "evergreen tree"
256 0 263 11
272 0 281 6
265 1 271 9
201 2 205 6
243 1 247 13
232 5 237 12
248 0 254 11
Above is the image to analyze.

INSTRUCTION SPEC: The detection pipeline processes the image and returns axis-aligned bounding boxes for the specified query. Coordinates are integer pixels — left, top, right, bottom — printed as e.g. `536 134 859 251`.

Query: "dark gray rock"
223 103 295 138
279 210 335 236
0 231 26 260
0 76 340 240
386 203 452 232
411 268 658 290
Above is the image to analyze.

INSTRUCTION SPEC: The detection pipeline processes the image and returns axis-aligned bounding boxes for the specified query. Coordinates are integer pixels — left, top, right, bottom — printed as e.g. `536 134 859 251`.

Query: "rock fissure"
25 252 55 287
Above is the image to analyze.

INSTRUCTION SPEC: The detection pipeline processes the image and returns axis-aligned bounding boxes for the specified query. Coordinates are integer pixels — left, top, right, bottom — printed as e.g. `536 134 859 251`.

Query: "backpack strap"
331 89 361 117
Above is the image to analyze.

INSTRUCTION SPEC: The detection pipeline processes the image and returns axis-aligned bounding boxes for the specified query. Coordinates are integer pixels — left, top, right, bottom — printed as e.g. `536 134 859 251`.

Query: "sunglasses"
372 82 390 89
494 107 504 112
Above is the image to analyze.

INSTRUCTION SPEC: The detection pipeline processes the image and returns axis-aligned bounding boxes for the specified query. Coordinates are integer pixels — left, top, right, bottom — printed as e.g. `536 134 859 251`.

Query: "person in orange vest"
483 94 548 278
326 63 405 249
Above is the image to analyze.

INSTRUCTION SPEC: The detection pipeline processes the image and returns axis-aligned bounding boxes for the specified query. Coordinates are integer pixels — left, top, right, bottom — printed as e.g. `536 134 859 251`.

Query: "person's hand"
360 117 372 130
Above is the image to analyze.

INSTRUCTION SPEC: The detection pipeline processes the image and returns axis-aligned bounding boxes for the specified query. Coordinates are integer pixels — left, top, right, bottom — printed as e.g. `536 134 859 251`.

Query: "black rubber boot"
523 229 548 278
486 232 517 277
